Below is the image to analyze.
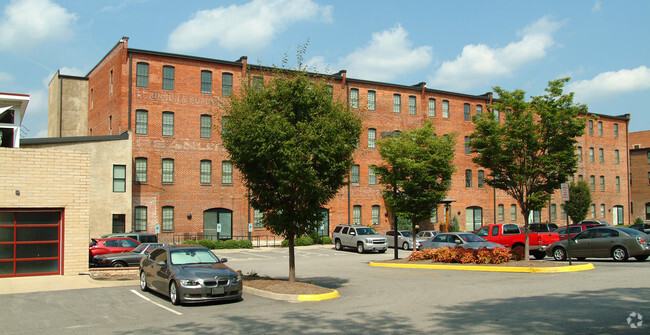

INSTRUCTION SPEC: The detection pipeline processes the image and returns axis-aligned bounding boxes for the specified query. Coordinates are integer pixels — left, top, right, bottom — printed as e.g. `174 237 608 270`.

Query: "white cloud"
567 66 650 103
0 0 77 50
21 89 48 138
0 71 14 84
168 0 332 52
592 0 602 12
336 24 433 82
428 16 564 91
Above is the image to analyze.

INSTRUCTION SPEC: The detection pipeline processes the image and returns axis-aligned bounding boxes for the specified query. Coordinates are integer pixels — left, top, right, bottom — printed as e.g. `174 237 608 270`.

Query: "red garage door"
0 210 62 277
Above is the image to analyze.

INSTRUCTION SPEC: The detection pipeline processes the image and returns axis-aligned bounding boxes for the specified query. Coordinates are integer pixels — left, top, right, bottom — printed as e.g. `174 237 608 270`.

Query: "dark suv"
528 223 559 233
555 222 606 239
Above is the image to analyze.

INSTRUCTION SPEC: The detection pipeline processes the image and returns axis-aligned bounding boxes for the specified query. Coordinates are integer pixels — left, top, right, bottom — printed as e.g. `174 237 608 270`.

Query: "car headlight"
232 272 242 283
179 279 201 287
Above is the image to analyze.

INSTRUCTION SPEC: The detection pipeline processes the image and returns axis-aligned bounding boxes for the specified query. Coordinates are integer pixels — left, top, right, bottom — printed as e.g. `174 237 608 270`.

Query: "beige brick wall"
0 147 90 275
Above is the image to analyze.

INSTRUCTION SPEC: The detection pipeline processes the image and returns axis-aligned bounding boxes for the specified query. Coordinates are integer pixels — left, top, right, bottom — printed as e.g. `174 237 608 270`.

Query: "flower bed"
408 246 516 264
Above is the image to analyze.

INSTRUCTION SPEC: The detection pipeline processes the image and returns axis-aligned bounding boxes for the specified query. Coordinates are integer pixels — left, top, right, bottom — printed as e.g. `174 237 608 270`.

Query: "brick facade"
79 38 631 240
629 131 650 222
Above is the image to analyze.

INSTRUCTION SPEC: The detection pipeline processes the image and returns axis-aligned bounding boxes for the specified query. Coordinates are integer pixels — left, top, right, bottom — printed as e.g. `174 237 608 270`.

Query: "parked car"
416 230 439 239
332 225 387 253
101 232 158 243
89 237 139 262
527 223 559 233
474 223 559 259
420 233 503 251
554 223 606 240
92 243 165 267
385 230 427 250
629 223 650 234
139 245 242 305
578 219 611 226
547 227 650 262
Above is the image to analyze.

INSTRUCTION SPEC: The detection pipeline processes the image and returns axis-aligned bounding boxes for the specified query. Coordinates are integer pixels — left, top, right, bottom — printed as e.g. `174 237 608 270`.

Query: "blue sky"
1 0 649 138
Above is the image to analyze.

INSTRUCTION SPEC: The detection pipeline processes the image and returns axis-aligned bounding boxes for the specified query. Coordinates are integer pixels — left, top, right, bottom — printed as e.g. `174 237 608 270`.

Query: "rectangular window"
497 204 504 222
200 160 212 185
201 70 212 94
350 88 359 109
598 121 603 136
409 96 416 115
551 204 557 220
135 110 148 135
494 109 500 122
442 100 449 118
590 175 596 190
465 169 472 188
510 204 517 221
600 175 605 191
577 146 582 162
222 161 233 184
476 104 482 117
254 209 264 228
599 148 604 163
600 204 606 219
372 205 380 226
135 158 147 183
200 114 212 138
222 116 230 134
162 159 174 183
589 148 594 162
615 150 620 164
222 73 233 96
351 165 360 185
134 207 147 231
162 206 174 231
464 103 470 121
588 120 593 135
590 204 596 219
431 207 438 223
162 65 175 90
428 98 436 117
369 165 376 185
616 176 620 191
465 136 470 154
614 123 619 138
478 170 484 188
368 129 376 148
110 70 113 95
136 62 149 88
162 112 174 137
393 94 401 114
353 205 361 225
253 76 264 91
367 91 376 111
113 165 126 192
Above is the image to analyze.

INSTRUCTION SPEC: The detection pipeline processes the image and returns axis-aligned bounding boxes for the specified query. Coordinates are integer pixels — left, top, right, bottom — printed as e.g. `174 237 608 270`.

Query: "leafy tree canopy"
565 180 592 224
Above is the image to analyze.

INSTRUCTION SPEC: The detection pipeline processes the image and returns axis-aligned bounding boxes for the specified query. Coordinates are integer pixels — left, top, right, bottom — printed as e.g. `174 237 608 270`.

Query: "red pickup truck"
475 223 560 259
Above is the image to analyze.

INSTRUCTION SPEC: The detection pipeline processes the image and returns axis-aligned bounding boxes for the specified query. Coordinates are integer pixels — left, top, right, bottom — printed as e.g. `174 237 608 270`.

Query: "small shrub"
281 236 315 247
475 248 493 264
491 247 512 264
320 236 332 244
182 240 199 245
634 217 644 225
510 246 525 261
237 239 254 249
408 246 512 264
458 248 477 264
197 239 216 249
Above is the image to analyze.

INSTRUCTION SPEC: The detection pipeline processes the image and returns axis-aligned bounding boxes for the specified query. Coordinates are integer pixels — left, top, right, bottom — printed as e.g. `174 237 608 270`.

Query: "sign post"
561 183 571 265
217 223 221 241
248 223 253 241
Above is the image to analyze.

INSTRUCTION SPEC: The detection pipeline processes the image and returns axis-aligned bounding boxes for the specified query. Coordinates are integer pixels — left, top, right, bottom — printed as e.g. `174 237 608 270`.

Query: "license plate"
212 287 224 295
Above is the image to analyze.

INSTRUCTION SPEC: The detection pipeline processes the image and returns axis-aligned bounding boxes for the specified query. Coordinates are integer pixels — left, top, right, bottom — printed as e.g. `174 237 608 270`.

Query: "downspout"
625 115 631 225
128 53 133 130
346 76 351 225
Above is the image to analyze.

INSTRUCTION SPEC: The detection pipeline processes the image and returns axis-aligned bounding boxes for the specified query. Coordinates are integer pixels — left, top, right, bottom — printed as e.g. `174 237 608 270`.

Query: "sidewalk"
0 274 138 295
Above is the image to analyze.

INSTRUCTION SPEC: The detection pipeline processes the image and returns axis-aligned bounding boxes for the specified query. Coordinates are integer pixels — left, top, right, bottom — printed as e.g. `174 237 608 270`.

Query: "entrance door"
317 208 329 236
465 207 483 231
612 206 624 225
203 209 233 240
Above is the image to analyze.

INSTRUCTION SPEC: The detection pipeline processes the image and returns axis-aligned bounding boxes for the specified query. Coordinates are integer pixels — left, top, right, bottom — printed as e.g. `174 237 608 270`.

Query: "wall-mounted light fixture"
187 214 192 219
15 190 20 196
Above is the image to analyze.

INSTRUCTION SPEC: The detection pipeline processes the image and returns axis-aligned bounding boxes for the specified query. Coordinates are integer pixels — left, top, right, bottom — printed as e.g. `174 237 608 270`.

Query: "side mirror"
455 240 462 244
350 231 356 236
220 258 228 263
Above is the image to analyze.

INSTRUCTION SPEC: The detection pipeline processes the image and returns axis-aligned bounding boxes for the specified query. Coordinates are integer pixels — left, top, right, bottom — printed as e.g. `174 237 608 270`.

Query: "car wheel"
139 271 148 292
334 239 342 251
611 247 628 261
532 251 545 260
111 261 127 267
402 242 410 250
634 255 648 261
169 281 181 305
553 247 567 261
357 243 365 254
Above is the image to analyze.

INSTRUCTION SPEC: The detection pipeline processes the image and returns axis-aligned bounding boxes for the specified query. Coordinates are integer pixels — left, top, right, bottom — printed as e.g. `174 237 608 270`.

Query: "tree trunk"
523 211 530 261
288 231 295 283
393 213 399 260
411 219 417 252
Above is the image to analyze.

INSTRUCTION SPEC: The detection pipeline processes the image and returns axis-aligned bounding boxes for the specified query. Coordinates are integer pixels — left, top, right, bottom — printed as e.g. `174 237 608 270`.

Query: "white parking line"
130 289 183 315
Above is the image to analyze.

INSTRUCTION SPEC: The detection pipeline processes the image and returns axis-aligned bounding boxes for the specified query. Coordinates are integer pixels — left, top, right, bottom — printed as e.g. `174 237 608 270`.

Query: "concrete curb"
369 261 595 273
243 285 340 302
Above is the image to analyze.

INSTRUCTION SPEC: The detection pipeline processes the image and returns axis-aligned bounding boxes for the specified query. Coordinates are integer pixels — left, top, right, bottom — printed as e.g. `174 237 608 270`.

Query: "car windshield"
356 228 377 235
459 234 487 243
170 249 220 265
132 243 161 253
400 231 413 237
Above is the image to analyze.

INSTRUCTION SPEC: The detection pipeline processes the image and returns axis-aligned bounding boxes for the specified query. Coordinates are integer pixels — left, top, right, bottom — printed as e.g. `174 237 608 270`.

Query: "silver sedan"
420 233 503 250
385 230 427 250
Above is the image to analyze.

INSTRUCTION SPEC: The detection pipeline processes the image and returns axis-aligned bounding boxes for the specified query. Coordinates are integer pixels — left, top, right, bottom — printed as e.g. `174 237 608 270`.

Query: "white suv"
332 225 387 253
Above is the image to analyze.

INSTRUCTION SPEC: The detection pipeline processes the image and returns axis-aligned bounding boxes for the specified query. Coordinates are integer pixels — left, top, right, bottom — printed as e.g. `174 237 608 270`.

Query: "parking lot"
1 245 649 334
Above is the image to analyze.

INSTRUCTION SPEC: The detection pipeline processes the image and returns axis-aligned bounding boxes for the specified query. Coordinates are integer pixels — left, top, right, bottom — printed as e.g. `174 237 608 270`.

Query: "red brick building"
629 131 650 222
52 37 632 242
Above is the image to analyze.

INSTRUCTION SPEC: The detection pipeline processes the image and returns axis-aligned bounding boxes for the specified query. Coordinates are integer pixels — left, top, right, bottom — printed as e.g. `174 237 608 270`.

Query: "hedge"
408 246 514 264
181 239 253 249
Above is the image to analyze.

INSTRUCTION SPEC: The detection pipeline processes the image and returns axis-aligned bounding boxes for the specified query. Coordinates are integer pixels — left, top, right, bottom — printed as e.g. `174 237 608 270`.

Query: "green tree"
469 78 588 260
222 68 362 282
375 121 456 258
565 181 592 224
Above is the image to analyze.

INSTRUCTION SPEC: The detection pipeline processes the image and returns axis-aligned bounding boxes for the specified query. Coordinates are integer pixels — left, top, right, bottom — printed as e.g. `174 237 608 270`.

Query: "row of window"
577 147 621 164
136 63 236 95
133 206 174 231
570 174 622 192
587 120 620 138
350 165 378 185
351 205 382 226
135 110 224 139
132 159 232 185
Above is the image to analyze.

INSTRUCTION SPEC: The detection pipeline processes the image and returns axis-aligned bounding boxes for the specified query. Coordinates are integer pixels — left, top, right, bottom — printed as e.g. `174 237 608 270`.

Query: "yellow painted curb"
298 289 340 302
369 261 595 273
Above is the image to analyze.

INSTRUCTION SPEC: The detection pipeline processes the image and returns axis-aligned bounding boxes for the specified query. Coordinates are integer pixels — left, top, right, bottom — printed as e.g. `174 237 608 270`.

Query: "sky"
1 0 649 138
